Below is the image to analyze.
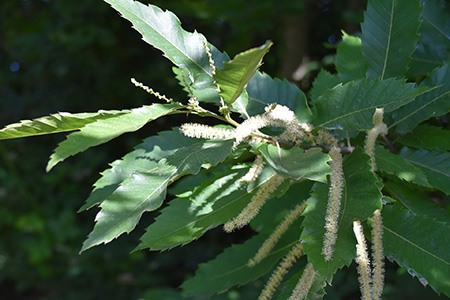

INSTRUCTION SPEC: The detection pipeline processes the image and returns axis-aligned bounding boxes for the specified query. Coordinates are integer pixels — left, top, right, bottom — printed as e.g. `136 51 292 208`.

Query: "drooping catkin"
364 108 388 172
224 174 285 232
258 241 304 300
180 123 235 140
353 220 372 300
371 209 385 300
240 156 265 183
248 202 307 267
322 146 344 261
288 263 316 300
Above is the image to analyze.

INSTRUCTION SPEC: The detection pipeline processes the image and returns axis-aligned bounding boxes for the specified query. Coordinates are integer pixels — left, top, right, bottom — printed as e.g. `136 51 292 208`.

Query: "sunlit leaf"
335 32 367 81
259 145 331 183
80 129 233 252
214 41 272 105
47 103 181 171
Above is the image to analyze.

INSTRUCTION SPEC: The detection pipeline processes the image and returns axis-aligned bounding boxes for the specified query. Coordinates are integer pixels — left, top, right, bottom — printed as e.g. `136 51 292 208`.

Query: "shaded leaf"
309 70 341 103
47 103 181 171
233 72 312 122
400 148 450 195
384 181 449 225
214 41 272 105
396 124 450 151
259 145 331 183
409 0 450 76
376 146 430 187
335 32 367 81
313 79 426 131
181 230 300 297
80 129 233 252
392 63 450 133
361 0 421 79
301 149 382 277
0 110 124 140
383 203 450 297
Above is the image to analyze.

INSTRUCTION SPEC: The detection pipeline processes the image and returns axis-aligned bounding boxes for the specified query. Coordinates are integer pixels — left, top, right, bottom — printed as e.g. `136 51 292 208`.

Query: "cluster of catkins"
180 103 386 300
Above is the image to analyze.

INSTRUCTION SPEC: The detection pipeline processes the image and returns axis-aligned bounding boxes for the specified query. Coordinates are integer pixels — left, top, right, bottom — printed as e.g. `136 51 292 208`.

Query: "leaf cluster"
1 0 449 298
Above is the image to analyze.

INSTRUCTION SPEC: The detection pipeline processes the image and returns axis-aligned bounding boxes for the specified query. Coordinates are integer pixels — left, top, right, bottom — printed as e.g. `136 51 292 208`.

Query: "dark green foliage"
1 0 449 299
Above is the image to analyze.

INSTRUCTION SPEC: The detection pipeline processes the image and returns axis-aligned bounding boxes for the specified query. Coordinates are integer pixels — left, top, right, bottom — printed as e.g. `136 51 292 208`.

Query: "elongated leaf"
376 146 430 187
392 63 450 133
383 204 450 297
409 0 450 76
233 72 312 122
361 0 421 79
400 148 450 195
182 231 300 297
103 0 227 88
81 129 233 252
47 103 181 171
259 145 331 183
384 181 449 225
136 167 278 251
335 32 367 81
396 125 450 151
214 41 272 105
301 149 382 277
313 78 426 131
0 110 125 140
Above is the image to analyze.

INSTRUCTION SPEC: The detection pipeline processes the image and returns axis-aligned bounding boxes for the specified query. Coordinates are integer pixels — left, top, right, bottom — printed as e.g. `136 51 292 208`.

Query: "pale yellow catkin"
258 241 304 300
322 146 344 261
180 123 235 140
353 220 372 300
130 78 173 103
248 202 307 267
364 108 388 172
371 209 385 300
240 156 265 183
224 174 285 232
288 263 316 300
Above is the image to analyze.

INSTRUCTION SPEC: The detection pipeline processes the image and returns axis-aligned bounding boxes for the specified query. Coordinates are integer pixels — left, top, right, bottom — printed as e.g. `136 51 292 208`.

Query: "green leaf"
400 148 450 195
376 146 430 187
301 149 382 277
361 0 421 79
309 70 341 103
384 181 449 225
392 63 450 133
0 110 125 140
181 231 300 297
383 203 450 297
233 71 312 122
335 32 367 81
103 0 227 92
47 103 181 171
214 41 272 105
409 0 450 77
396 124 450 151
136 167 278 251
313 78 426 131
80 129 233 252
259 145 331 183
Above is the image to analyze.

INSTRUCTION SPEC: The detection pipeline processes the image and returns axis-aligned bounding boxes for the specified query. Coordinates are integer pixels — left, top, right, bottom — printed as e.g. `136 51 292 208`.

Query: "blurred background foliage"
0 0 444 299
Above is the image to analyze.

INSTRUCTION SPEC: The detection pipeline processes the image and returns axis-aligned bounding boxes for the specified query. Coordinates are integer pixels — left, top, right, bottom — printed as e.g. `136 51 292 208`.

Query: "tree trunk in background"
281 2 310 82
